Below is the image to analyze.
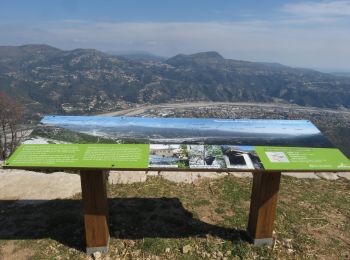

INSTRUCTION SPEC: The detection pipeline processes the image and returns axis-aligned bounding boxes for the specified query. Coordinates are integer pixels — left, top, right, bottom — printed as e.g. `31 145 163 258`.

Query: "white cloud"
283 0 350 17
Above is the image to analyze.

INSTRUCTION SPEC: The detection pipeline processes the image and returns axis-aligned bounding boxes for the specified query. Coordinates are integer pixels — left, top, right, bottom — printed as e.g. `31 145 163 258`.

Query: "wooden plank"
247 171 281 246
80 170 110 254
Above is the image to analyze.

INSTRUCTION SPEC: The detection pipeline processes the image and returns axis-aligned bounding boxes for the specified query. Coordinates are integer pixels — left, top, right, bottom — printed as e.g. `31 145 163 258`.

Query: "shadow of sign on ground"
0 198 249 252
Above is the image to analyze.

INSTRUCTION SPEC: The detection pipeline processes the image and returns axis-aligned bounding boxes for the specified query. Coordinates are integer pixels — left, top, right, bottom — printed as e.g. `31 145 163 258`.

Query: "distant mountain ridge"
331 72 350 78
106 50 166 62
1 44 350 118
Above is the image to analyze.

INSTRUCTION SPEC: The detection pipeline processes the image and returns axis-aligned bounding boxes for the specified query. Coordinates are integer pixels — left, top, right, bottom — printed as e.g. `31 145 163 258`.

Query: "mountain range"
1 44 350 118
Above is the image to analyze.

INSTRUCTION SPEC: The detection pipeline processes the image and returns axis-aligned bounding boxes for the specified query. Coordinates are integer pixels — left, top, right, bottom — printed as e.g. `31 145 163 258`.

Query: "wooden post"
247 171 281 246
80 170 110 254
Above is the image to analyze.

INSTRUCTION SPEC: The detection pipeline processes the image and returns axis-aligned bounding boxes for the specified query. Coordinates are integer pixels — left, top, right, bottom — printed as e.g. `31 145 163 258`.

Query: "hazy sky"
1 0 350 72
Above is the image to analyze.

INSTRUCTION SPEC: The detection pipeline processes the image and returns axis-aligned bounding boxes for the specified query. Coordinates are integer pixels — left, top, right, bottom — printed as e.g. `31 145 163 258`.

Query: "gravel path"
0 169 81 203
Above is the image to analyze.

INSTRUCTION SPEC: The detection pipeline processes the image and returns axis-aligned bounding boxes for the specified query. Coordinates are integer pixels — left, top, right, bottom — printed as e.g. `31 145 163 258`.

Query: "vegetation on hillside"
1 45 350 119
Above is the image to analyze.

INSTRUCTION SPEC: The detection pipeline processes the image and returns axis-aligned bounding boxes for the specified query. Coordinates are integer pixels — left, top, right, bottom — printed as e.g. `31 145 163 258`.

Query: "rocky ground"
1 160 350 259
1 174 350 259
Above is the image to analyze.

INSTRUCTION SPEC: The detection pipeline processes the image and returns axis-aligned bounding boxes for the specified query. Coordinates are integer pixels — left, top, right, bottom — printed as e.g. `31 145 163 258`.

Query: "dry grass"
0 175 350 259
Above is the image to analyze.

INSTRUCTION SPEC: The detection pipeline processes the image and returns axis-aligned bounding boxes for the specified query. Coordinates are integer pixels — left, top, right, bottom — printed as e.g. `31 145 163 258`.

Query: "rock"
119 241 126 249
225 250 232 256
126 240 136 247
0 170 81 202
146 171 159 176
165 248 171 253
282 172 320 179
228 172 252 178
108 171 147 184
133 250 141 256
217 251 224 257
315 172 339 180
92 252 101 260
160 171 227 184
337 172 350 180
182 245 192 254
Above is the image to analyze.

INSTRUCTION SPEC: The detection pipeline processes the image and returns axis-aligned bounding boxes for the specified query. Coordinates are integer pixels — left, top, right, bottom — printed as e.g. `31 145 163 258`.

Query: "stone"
282 172 320 179
146 171 159 176
182 245 192 254
92 252 101 260
337 172 350 180
165 248 171 253
127 240 136 247
108 171 147 184
133 250 141 256
0 169 81 202
228 172 252 178
315 172 339 180
160 171 227 184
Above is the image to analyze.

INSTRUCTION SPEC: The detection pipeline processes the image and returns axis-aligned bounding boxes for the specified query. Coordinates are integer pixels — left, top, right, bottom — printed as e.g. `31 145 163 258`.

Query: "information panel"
5 116 350 171
5 144 149 169
255 146 350 171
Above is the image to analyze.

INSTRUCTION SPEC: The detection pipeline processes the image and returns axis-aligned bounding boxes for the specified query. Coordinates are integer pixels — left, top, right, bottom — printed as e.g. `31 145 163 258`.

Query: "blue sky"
1 0 350 71
0 1 289 22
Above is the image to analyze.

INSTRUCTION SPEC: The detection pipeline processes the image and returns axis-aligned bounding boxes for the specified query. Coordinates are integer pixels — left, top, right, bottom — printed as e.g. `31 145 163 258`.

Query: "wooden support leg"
80 170 110 254
247 171 281 246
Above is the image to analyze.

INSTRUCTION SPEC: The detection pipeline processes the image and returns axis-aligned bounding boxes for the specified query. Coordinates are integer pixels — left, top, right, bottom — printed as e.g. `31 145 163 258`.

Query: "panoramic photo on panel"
25 116 334 147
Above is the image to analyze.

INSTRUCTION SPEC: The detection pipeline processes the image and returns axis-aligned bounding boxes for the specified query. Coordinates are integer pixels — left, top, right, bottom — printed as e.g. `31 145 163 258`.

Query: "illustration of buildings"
150 145 181 158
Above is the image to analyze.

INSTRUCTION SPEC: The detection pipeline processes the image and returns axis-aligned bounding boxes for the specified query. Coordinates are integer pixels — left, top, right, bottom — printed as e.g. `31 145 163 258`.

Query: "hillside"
1 45 350 118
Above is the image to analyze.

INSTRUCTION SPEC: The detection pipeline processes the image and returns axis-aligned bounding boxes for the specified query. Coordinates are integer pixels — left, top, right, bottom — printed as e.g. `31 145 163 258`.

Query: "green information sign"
5 144 150 169
255 146 350 171
4 116 350 171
